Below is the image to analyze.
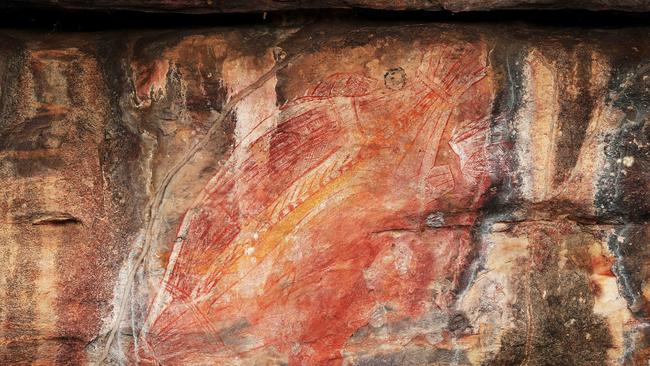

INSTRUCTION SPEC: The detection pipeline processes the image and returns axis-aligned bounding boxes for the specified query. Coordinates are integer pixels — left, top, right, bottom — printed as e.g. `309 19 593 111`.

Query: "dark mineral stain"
553 47 598 188
490 225 612 366
384 67 406 90
353 347 471 366
607 225 650 319
595 50 650 221
485 39 526 208
0 36 27 136
448 311 470 333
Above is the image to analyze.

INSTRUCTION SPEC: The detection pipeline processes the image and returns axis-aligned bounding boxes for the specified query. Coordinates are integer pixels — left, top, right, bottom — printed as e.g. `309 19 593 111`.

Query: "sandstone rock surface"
1 0 650 13
0 22 648 365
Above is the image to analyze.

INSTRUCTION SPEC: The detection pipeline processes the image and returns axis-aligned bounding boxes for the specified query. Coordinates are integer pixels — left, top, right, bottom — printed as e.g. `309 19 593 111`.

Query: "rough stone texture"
1 0 650 13
0 22 648 365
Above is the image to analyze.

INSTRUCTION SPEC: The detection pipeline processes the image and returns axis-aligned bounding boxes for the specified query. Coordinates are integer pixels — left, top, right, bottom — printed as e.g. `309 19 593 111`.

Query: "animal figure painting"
140 42 500 365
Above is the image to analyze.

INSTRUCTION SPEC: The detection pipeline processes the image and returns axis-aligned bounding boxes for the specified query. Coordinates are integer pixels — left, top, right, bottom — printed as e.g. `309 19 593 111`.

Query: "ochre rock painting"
140 44 497 365
0 23 649 366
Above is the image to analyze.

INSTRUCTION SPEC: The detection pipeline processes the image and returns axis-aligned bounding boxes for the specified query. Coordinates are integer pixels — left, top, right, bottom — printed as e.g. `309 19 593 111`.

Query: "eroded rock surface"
0 23 648 365
1 0 650 13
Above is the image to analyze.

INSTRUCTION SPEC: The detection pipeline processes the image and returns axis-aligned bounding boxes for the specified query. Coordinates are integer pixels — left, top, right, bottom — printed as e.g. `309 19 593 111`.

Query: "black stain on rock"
384 67 406 90
353 347 471 366
607 225 650 319
490 226 612 366
595 48 650 221
448 311 470 333
553 47 599 189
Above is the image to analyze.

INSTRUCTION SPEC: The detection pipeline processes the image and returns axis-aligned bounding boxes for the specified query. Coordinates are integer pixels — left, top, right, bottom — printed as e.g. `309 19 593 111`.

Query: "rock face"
0 22 648 365
1 0 650 13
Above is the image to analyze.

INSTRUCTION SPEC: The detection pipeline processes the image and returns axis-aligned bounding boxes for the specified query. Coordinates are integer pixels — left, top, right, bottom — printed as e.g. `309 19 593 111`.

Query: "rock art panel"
0 23 648 365
139 41 500 365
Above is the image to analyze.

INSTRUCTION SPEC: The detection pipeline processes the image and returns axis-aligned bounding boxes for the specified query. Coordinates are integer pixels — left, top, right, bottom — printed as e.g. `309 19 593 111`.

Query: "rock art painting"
0 22 649 366
139 44 498 365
